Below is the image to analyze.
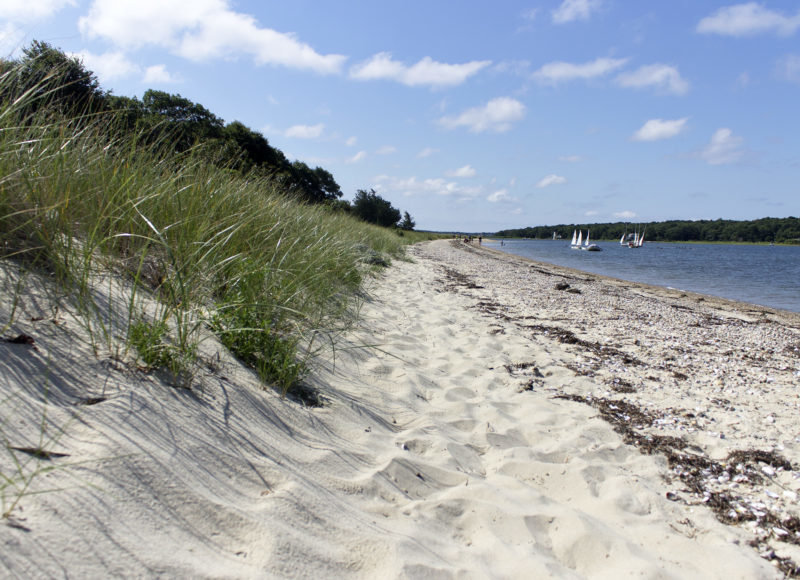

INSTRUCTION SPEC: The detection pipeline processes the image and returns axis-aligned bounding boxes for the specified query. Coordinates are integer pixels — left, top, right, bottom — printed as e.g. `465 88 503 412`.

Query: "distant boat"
628 228 645 248
570 230 582 249
571 229 601 251
582 229 602 251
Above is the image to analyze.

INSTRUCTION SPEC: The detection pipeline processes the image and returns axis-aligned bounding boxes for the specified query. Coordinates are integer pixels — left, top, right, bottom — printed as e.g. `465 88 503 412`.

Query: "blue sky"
2 1 799 231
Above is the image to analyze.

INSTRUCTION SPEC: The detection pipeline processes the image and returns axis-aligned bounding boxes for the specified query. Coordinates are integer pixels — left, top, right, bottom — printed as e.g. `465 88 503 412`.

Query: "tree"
287 161 342 203
351 189 401 227
399 211 415 231
141 89 224 150
9 41 105 114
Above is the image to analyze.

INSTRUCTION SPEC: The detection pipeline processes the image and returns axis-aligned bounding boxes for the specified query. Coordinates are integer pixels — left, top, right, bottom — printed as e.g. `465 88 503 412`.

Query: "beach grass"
0 62 433 395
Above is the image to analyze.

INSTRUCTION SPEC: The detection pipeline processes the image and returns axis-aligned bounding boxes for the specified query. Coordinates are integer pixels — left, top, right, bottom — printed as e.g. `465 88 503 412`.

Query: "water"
484 239 800 313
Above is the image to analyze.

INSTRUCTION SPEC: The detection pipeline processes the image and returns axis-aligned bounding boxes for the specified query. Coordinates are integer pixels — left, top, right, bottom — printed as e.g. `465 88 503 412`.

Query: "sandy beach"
2 239 799 578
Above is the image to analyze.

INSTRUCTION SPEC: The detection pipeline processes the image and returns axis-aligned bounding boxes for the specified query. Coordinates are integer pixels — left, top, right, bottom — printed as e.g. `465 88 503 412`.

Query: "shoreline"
483 239 800 317
1 239 798 577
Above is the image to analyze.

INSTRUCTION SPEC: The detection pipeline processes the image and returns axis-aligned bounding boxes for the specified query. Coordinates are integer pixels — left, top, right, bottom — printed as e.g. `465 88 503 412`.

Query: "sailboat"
570 230 582 249
628 228 645 248
582 229 602 251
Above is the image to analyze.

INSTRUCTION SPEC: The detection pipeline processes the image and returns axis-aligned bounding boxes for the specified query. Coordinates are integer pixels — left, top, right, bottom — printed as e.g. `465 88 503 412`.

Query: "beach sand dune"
2 239 798 578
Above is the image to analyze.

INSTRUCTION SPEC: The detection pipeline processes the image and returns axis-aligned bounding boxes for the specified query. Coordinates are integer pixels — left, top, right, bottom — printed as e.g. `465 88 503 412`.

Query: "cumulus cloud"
616 64 689 95
446 165 477 178
700 128 744 165
374 175 481 198
345 136 358 147
697 3 800 37
438 97 526 133
532 57 628 84
552 0 603 24
417 147 439 158
536 174 567 188
346 150 367 164
349 53 490 88
0 0 75 54
614 210 637 219
70 49 139 82
284 124 324 139
143 64 178 84
376 145 397 155
487 189 511 202
632 117 688 141
0 0 74 22
79 0 345 74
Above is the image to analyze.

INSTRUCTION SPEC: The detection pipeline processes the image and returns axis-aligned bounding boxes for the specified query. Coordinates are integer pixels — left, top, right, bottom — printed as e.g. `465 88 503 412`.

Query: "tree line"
1 41 413 229
496 217 800 244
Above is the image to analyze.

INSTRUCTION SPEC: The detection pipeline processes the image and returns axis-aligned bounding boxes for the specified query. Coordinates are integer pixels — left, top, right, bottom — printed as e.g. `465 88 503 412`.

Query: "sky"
2 0 799 232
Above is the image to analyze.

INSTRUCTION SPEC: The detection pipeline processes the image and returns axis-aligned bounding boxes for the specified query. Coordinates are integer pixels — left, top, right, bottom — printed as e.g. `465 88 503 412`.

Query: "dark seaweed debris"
526 324 643 367
555 393 800 577
438 267 484 291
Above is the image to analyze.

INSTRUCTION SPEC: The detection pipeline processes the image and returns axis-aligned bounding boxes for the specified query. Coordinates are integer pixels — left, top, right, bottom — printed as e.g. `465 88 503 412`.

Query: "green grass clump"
0 61 418 396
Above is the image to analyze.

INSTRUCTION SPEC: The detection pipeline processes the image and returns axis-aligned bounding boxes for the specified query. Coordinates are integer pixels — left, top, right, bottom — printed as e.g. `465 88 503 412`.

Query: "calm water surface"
484 239 800 313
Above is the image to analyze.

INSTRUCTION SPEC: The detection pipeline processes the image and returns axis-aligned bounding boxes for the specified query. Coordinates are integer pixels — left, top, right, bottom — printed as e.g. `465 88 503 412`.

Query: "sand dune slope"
1 240 789 578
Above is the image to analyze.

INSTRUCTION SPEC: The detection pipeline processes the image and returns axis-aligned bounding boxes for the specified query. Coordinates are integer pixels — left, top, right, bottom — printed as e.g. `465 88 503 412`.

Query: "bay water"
484 239 800 313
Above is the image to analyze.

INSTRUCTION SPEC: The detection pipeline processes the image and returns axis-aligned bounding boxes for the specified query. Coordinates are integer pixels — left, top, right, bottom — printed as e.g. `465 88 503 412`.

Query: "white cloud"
700 128 744 165
438 97 526 133
349 52 490 88
79 0 345 74
0 0 74 22
532 57 628 84
374 174 481 199
346 150 367 164
285 124 324 139
446 165 477 178
616 64 689 95
552 0 603 24
558 155 583 162
777 54 800 83
536 174 567 188
345 136 357 147
143 64 177 84
376 145 397 155
697 3 800 37
632 117 688 141
0 22 25 55
0 0 75 54
614 210 637 219
487 189 511 203
70 49 139 82
417 147 439 158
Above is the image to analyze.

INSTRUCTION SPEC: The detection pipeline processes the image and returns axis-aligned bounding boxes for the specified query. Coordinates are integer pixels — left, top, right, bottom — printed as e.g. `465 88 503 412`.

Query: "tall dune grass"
0 63 431 395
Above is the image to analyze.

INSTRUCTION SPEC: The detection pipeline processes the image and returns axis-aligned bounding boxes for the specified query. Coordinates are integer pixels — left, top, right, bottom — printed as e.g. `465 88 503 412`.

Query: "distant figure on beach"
500 240 504 246
478 236 482 245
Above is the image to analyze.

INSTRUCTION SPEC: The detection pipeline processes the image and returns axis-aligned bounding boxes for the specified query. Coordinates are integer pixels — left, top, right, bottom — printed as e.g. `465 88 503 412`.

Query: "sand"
1 239 799 578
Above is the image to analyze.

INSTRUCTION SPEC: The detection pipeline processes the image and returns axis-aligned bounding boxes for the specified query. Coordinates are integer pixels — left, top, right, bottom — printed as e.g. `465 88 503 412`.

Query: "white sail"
577 230 582 245
638 230 645 247
571 230 577 245
585 230 590 246
620 233 625 244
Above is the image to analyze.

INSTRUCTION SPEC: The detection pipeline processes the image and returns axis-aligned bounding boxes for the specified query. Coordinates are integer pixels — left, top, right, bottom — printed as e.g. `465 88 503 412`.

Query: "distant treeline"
496 217 800 244
1 41 414 228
